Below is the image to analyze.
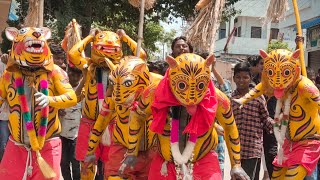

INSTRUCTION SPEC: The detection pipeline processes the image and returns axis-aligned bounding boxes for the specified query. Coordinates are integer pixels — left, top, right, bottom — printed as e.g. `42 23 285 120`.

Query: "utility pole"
163 43 165 60
38 0 44 27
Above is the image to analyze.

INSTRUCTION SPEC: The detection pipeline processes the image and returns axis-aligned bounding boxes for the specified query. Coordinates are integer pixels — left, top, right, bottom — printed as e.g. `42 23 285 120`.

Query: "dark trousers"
60 136 80 180
0 120 9 162
95 160 104 180
241 158 261 180
263 130 278 177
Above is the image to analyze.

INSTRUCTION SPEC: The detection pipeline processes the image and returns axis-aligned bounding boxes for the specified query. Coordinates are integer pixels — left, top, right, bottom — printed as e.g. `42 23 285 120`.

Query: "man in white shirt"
0 53 9 162
59 67 83 180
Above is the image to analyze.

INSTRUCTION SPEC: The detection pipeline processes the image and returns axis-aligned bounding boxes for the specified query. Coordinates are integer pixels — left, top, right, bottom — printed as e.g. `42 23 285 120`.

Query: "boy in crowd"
248 55 278 180
231 62 273 180
59 67 83 180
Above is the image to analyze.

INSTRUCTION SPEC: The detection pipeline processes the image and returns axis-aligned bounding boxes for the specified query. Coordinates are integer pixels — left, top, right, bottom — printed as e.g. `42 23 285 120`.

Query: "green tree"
267 40 291 53
1 0 241 54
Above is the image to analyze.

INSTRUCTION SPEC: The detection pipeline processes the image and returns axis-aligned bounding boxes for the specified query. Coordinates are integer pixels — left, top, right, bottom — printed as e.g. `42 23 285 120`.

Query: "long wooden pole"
136 0 145 57
209 0 225 54
292 0 306 76
38 0 44 27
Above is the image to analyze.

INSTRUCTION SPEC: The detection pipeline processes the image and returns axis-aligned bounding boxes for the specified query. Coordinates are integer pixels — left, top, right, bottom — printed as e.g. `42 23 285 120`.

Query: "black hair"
68 67 82 74
247 55 262 67
234 62 251 76
49 44 66 56
171 36 194 53
148 60 168 76
307 67 315 76
199 52 209 59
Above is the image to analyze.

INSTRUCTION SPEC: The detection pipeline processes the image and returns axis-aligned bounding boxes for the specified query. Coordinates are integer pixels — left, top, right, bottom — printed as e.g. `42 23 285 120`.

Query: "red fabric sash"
150 70 218 136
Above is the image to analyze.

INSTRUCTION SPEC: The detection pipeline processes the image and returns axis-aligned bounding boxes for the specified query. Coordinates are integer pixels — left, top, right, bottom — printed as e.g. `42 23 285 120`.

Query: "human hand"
35 92 49 108
118 155 137 175
58 109 66 117
82 154 97 175
232 98 244 109
215 124 224 135
116 29 126 39
0 54 9 64
89 28 100 37
231 166 250 180
295 35 304 45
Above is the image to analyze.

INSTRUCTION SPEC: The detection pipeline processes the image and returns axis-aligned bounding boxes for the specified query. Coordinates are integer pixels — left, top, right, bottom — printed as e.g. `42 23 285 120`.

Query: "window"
237 27 241 37
219 29 226 39
251 26 262 38
271 28 279 39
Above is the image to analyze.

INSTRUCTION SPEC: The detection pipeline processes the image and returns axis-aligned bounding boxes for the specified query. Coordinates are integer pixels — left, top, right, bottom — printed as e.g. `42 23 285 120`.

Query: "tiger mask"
105 56 150 106
166 53 214 106
91 31 123 64
260 49 301 99
5 27 52 67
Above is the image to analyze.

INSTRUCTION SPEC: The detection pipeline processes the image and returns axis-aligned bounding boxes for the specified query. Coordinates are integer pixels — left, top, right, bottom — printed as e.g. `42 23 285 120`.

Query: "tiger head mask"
91 31 123 64
5 27 53 69
260 49 301 99
105 56 150 106
166 53 214 106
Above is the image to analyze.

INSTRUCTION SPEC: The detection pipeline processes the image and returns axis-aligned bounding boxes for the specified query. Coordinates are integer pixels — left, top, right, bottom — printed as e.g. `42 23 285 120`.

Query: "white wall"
279 0 319 29
215 0 274 56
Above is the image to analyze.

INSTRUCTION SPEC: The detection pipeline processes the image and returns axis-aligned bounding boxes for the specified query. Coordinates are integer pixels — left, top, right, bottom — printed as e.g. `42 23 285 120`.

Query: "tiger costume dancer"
0 27 77 180
68 29 146 179
149 53 249 180
234 49 320 179
83 56 161 179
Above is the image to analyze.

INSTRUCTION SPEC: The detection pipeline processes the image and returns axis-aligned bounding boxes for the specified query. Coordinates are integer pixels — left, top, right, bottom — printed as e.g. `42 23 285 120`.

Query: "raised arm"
215 89 241 168
299 77 320 111
87 97 115 155
0 72 8 107
68 35 93 70
117 29 147 60
47 66 77 108
233 82 265 105
215 88 249 180
75 68 87 102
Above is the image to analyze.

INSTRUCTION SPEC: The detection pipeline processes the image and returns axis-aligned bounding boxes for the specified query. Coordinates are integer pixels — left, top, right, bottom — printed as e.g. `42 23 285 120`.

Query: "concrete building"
214 0 276 89
279 0 320 71
215 0 278 58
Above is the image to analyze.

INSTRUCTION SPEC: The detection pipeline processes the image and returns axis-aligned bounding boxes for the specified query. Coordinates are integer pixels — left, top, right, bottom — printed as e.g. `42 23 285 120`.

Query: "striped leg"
80 161 97 180
108 175 130 180
284 165 307 180
271 165 286 180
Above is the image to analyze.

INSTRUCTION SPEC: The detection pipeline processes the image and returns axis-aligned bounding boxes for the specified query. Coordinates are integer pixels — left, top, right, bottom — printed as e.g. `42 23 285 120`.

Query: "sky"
160 16 183 35
155 16 184 60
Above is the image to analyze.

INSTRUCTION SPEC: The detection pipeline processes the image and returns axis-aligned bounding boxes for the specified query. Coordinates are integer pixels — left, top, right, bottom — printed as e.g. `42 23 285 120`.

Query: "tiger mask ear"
205 54 215 68
166 55 178 69
5 27 19 41
291 49 300 59
132 63 147 74
259 49 269 60
40 27 52 40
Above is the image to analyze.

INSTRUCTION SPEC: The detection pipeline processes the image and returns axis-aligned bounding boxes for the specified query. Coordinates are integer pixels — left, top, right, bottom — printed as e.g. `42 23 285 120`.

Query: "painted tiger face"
5 27 52 67
91 31 123 63
260 49 301 99
166 53 214 106
105 56 150 106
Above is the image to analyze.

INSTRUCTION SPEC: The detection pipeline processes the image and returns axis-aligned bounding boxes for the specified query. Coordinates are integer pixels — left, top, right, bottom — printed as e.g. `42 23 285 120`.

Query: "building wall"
215 0 273 56
278 0 320 68
215 60 237 90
